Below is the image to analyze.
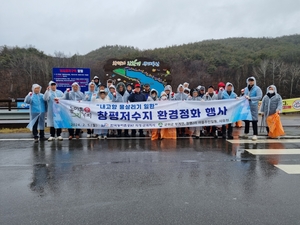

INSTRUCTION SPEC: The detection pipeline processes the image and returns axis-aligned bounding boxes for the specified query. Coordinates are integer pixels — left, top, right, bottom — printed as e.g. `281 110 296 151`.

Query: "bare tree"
253 59 269 90
270 59 281 85
277 63 289 97
289 63 300 98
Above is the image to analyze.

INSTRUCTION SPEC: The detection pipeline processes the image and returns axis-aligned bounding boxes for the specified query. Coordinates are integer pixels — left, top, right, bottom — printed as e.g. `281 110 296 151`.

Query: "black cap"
208 85 214 89
144 83 150 87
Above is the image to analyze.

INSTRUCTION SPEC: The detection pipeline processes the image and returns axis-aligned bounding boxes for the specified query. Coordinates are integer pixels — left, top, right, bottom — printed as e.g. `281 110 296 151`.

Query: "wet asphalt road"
1 130 300 225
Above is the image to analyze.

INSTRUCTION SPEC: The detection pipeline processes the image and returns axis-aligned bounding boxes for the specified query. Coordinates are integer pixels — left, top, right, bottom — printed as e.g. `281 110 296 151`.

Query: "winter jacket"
260 85 283 123
221 82 237 99
243 77 263 121
43 81 64 127
24 84 46 130
63 82 85 101
113 82 130 102
128 91 148 102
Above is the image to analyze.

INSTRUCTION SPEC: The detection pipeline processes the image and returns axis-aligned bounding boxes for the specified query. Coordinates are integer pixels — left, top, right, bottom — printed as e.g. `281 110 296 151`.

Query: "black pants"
68 129 81 136
222 124 232 137
176 127 185 136
32 117 44 139
50 127 61 137
87 129 94 135
244 120 258 135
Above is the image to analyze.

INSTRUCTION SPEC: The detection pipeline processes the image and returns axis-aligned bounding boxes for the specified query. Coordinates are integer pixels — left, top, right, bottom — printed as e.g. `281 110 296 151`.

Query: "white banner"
53 99 252 129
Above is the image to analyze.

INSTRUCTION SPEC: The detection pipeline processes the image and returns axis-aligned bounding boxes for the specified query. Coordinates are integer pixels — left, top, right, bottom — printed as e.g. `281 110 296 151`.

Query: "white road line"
246 149 300 155
274 165 300 174
228 139 300 144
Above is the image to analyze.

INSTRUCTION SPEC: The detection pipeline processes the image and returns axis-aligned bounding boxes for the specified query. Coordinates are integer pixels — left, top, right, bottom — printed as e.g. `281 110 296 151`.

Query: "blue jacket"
221 82 237 99
243 77 263 121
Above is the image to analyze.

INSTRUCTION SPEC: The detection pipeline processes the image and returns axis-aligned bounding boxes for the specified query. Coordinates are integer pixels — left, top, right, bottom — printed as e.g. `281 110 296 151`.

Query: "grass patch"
0 127 50 133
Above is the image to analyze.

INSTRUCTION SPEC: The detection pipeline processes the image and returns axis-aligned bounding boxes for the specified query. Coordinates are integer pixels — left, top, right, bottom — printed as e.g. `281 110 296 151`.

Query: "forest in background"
1 34 300 99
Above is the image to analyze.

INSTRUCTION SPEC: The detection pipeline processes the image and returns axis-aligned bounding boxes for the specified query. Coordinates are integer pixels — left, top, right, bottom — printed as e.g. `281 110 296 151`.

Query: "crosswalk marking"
246 149 300 155
228 139 300 144
274 165 300 174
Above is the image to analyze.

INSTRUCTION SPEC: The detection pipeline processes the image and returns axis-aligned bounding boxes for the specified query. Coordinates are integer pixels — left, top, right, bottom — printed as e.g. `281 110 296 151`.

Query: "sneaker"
68 136 73 140
239 134 248 139
34 138 39 143
92 134 98 138
103 135 107 139
87 134 91 138
252 135 257 141
75 135 80 139
57 136 63 141
48 136 55 141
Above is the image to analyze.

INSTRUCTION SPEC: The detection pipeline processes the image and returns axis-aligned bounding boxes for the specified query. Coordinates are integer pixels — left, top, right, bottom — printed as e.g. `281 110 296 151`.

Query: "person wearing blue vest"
221 82 238 139
25 84 47 143
240 77 262 141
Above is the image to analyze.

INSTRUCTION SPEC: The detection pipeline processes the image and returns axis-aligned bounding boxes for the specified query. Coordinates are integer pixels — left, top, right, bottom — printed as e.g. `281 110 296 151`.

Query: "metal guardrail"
0 99 30 128
0 98 28 111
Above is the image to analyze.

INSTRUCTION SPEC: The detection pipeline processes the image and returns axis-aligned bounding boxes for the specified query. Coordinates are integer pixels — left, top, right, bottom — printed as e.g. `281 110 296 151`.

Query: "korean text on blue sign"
52 68 90 93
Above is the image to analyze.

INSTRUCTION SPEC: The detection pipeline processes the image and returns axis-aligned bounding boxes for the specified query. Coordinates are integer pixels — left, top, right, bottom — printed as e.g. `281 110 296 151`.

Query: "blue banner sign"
52 68 90 93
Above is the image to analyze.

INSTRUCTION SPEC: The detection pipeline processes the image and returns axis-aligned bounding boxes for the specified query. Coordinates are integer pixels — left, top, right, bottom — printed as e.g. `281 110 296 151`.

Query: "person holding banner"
173 84 189 137
188 90 204 139
43 81 64 141
113 82 130 137
63 82 85 140
92 89 111 139
164 85 174 100
259 85 283 135
25 84 47 143
240 77 263 141
204 85 219 138
84 82 98 138
128 83 147 137
221 82 238 139
159 91 177 139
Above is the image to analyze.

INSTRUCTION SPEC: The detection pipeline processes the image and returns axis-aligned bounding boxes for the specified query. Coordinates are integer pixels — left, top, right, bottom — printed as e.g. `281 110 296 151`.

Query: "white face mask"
161 96 167 100
268 90 274 94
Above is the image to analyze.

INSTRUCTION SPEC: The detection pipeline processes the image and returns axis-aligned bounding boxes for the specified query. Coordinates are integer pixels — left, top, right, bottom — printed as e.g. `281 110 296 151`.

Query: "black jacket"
128 92 147 102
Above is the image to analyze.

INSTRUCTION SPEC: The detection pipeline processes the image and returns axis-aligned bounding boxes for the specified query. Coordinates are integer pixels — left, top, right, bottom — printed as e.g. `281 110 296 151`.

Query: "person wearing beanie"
217 82 226 99
198 86 206 99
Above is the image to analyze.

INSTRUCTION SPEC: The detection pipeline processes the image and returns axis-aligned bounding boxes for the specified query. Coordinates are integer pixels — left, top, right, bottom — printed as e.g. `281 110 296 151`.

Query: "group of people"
24 75 283 142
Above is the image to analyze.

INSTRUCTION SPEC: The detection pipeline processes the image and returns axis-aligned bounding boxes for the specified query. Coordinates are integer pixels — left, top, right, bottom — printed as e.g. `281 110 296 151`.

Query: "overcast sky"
1 0 299 56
